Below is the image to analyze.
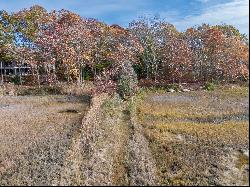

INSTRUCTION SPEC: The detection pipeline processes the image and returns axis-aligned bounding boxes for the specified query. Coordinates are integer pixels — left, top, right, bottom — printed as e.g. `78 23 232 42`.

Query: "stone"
168 88 175 93
182 88 190 92
242 149 249 157
8 91 15 96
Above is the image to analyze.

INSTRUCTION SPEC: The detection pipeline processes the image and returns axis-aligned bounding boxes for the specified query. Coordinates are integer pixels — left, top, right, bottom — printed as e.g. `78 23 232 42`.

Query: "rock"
8 91 15 96
168 89 175 93
242 150 249 157
182 88 190 92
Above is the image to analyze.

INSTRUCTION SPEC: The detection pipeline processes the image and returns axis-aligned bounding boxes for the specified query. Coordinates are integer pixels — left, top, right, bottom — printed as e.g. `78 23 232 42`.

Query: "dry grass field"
136 85 249 186
0 95 90 185
0 84 248 186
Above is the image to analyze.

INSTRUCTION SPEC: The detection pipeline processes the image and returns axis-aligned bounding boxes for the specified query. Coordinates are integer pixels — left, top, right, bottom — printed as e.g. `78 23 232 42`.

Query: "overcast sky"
0 0 249 35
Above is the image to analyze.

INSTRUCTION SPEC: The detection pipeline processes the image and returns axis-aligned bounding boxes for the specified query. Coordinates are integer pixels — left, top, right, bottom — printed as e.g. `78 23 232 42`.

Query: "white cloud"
196 0 210 3
174 0 249 35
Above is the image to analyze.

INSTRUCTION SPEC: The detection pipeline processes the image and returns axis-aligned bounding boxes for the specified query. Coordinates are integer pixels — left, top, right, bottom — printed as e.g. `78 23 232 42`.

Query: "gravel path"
0 95 89 186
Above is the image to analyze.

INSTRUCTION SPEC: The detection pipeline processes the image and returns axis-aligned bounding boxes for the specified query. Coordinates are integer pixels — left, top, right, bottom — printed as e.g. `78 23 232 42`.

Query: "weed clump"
203 82 215 91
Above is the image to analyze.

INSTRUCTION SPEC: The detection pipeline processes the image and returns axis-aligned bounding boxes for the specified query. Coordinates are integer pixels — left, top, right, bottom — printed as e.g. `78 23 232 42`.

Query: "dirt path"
57 95 159 186
126 109 159 186
0 95 90 186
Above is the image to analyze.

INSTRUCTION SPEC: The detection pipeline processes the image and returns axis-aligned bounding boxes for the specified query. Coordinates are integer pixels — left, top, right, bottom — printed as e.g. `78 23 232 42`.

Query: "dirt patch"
219 150 249 186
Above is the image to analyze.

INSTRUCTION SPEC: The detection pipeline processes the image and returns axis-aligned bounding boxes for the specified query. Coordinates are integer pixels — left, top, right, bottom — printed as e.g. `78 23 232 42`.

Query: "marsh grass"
236 153 249 170
136 85 249 186
0 95 89 186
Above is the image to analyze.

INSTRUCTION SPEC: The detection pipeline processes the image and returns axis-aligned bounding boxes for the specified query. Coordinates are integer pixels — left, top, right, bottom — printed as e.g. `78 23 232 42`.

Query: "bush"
133 63 145 79
83 66 93 81
166 83 180 92
203 82 215 91
11 75 21 85
23 75 38 85
94 60 112 73
17 85 62 96
117 61 138 100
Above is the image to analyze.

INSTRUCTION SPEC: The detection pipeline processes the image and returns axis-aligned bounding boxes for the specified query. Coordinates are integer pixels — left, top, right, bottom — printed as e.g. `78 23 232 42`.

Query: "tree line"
0 5 249 89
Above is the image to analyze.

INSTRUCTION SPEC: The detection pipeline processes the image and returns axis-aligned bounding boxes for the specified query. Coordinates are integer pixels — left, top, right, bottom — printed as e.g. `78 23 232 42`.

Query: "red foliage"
1 6 249 89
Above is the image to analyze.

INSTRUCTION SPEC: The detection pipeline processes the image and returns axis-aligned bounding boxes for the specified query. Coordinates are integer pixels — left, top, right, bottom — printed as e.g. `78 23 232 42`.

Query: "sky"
0 0 249 35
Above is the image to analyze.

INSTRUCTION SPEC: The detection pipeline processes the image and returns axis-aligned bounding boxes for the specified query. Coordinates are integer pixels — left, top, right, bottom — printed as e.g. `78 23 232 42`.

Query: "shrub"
203 82 215 91
133 63 145 79
117 61 138 100
94 61 112 73
11 75 21 85
83 66 92 80
166 83 180 92
17 85 62 96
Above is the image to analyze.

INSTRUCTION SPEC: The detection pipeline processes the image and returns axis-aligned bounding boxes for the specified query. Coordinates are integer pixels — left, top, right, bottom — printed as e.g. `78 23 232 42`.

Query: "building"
0 61 31 75
0 61 31 84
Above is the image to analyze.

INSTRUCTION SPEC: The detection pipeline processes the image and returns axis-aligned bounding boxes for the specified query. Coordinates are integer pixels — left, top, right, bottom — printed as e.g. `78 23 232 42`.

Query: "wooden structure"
0 61 31 83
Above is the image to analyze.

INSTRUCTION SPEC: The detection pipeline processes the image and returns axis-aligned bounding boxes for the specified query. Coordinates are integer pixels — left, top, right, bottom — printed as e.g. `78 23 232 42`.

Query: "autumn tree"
89 23 142 84
160 24 193 82
35 10 96 83
129 16 164 81
1 6 248 86
0 10 18 63
184 24 249 82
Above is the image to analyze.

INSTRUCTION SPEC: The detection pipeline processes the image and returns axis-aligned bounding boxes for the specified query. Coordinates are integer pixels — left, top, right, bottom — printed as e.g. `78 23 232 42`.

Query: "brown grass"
59 94 131 186
0 95 90 186
0 84 248 186
136 85 249 186
236 153 249 170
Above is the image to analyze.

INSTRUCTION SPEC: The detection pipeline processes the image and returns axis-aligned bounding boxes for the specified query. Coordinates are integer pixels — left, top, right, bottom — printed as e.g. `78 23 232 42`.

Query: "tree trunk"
45 64 48 84
37 66 40 88
80 66 83 85
82 66 85 83
154 66 158 82
48 65 51 86
19 64 22 85
79 66 82 85
53 64 57 84
0 61 3 84
66 65 70 83
146 64 149 79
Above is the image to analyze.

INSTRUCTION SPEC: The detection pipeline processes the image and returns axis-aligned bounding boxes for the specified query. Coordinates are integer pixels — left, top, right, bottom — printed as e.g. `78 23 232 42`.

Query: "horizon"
0 0 249 35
